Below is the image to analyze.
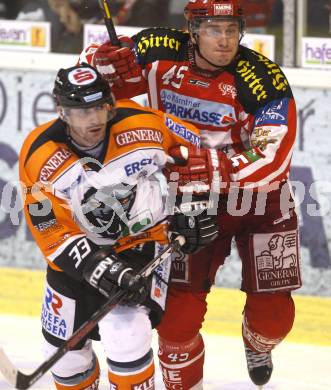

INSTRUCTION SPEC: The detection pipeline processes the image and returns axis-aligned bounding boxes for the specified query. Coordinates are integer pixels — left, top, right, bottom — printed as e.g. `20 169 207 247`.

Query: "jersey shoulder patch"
132 27 189 65
21 119 73 183
235 46 293 114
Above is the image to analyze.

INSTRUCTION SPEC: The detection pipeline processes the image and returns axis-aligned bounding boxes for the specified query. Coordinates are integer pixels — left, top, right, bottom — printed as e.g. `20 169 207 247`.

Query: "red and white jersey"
81 28 296 189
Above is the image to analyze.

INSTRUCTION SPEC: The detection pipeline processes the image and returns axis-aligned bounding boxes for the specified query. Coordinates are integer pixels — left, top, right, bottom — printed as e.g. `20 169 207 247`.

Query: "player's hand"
166 145 231 194
83 248 148 306
170 197 219 254
92 36 141 87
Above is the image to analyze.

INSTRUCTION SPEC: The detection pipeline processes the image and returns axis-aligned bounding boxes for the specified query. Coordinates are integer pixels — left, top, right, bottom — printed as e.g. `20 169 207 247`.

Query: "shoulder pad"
21 119 70 179
132 27 189 64
235 46 293 113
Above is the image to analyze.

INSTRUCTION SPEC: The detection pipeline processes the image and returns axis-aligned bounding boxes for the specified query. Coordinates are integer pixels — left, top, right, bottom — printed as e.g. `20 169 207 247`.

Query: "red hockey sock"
158 333 205 389
243 292 295 352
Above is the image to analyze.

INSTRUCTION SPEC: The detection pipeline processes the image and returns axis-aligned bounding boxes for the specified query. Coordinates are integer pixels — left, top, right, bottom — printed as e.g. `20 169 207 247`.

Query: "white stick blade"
176 235 186 247
0 348 18 386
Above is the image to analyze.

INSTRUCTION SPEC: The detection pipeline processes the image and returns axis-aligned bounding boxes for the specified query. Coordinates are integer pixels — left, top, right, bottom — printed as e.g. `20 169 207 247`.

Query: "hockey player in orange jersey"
80 0 303 388
19 64 219 390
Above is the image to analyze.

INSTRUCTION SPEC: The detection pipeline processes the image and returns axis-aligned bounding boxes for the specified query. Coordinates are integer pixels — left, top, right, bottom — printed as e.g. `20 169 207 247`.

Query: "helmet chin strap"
193 41 225 70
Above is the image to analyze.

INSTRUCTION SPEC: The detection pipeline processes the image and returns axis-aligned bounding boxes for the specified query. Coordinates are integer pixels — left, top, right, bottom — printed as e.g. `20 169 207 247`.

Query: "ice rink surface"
0 314 330 390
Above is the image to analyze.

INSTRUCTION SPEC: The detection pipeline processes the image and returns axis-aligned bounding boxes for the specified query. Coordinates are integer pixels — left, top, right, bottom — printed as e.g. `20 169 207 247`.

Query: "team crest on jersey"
80 183 137 240
218 82 237 99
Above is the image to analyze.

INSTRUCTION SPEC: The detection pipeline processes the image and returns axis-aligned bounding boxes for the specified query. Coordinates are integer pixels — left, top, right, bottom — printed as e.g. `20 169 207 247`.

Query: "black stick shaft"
16 288 127 389
0 237 184 390
98 0 120 46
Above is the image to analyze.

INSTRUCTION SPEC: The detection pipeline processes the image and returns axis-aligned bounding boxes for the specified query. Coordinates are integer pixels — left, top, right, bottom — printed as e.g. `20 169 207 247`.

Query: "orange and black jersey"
81 27 296 188
19 99 200 280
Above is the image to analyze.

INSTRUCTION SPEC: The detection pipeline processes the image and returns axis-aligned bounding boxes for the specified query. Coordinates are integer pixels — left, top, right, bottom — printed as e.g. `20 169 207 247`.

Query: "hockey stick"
98 0 120 46
0 235 185 390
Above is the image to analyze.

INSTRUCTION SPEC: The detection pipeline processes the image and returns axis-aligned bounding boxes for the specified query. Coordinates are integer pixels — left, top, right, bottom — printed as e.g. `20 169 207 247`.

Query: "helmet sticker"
83 92 103 103
185 0 244 19
214 4 233 15
68 68 97 86
53 64 114 109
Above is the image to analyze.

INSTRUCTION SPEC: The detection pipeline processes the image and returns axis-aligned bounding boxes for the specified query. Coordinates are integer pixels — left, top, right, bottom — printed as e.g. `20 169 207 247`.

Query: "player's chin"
86 131 104 145
214 55 233 67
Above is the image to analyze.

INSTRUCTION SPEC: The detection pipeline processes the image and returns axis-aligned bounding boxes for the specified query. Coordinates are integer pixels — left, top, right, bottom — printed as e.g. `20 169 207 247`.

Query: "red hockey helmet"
184 0 245 34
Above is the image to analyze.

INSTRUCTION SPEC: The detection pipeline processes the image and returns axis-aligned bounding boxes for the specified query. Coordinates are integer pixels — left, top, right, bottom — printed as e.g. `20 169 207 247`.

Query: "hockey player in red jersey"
80 0 302 387
19 64 218 390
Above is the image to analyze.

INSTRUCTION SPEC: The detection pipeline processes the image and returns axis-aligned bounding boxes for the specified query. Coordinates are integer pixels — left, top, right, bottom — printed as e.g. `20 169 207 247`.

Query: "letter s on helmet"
184 0 245 37
53 63 115 109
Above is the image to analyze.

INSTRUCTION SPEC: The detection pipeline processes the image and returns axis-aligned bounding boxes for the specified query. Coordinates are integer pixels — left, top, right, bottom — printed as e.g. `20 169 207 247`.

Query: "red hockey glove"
166 145 231 194
92 36 141 87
